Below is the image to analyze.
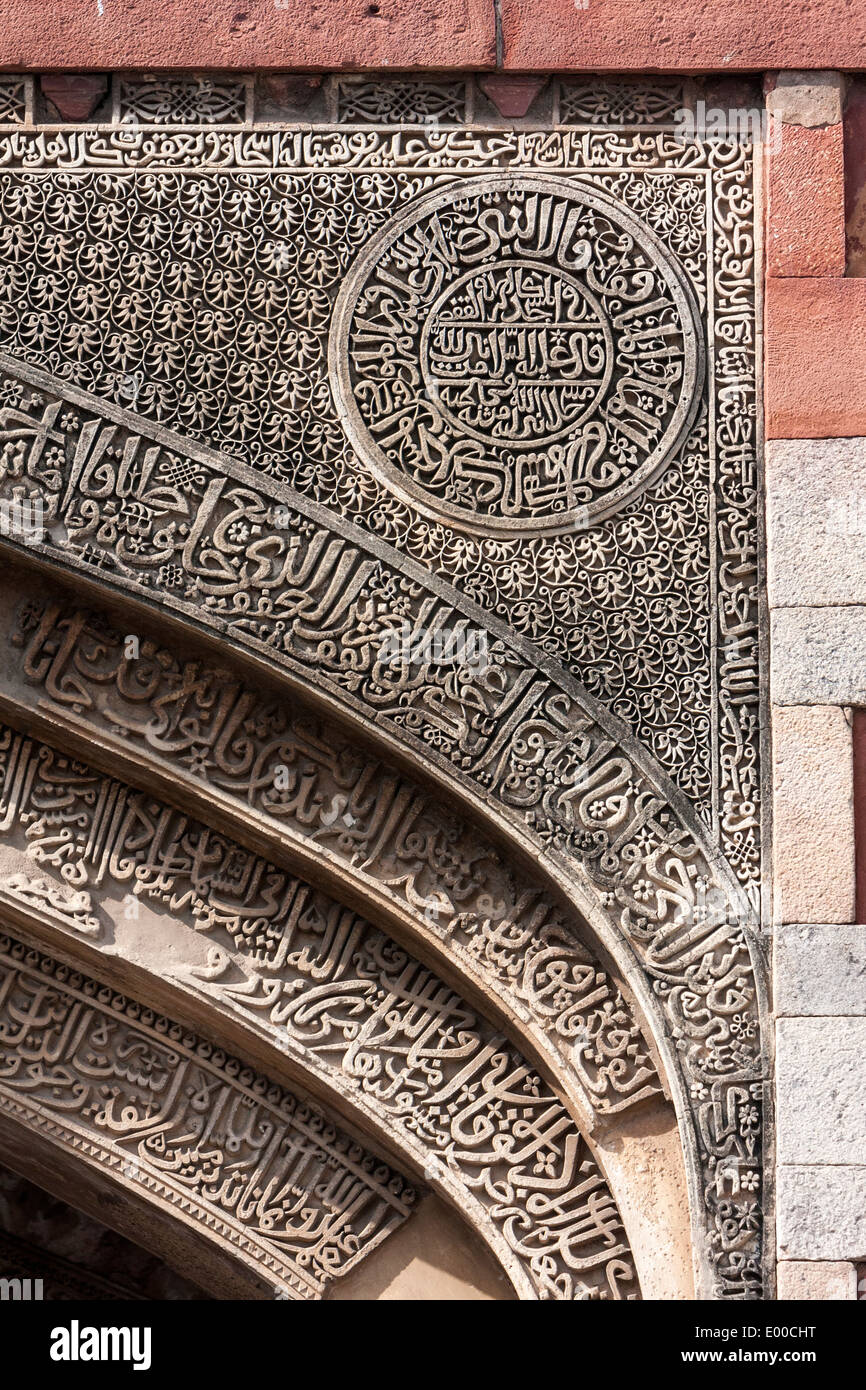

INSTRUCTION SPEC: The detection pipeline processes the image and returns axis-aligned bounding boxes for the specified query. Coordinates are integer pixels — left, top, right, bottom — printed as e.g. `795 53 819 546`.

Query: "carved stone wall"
0 930 418 1299
0 73 768 1299
0 567 662 1127
0 720 641 1300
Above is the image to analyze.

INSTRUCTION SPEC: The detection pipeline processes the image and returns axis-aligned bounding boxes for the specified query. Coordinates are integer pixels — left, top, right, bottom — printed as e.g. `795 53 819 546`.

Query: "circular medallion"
329 175 704 535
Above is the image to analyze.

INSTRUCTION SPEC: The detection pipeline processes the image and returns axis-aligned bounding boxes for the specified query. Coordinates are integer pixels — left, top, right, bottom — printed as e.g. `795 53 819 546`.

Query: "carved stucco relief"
0 723 639 1301
0 930 417 1300
0 572 663 1127
0 349 768 1296
0 80 766 1298
0 112 761 860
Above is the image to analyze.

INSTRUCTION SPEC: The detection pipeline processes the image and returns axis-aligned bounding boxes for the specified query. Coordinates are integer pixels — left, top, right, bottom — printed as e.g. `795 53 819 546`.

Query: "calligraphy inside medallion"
330 175 704 533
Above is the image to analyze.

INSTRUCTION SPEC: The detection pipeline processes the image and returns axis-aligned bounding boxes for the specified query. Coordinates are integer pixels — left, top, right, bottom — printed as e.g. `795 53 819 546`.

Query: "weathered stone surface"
596 1100 695 1301
777 1165 866 1260
774 924 866 1015
776 1261 858 1299
855 709 866 922
0 725 643 1303
4 0 866 73
328 1194 517 1300
766 122 846 277
258 73 322 112
0 74 770 1303
765 438 866 607
40 74 108 120
0 930 417 1300
771 608 866 705
766 70 845 126
772 704 855 925
765 278 866 438
0 0 497 70
477 75 547 117
776 1018 866 1164
501 1 866 71
844 78 866 276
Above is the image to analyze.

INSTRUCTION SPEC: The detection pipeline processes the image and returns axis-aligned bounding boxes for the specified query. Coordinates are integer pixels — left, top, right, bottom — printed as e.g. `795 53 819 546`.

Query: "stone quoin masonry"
0 0 861 1304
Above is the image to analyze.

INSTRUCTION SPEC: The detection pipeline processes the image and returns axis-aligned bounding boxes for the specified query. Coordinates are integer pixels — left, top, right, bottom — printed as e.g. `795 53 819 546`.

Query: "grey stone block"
776 1261 858 1300
767 72 845 127
774 924 866 1015
777 1165 866 1260
776 1017 866 1164
771 704 855 924
771 607 866 705
766 438 866 608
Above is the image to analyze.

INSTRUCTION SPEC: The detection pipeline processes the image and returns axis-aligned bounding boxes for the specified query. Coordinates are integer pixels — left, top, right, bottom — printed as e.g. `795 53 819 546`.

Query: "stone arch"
0 928 420 1300
0 562 668 1122
0 721 656 1300
0 355 769 1298
0 563 696 1296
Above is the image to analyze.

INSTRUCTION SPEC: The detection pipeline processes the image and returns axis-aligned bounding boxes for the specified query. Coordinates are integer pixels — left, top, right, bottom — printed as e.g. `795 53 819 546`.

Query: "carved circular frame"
329 173 706 536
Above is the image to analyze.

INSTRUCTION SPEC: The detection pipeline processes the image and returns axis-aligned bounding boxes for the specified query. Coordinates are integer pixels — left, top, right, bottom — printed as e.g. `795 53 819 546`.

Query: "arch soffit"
0 924 421 1301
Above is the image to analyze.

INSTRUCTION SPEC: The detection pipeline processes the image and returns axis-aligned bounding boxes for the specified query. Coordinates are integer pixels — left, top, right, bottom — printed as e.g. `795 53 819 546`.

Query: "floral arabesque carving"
0 125 760 869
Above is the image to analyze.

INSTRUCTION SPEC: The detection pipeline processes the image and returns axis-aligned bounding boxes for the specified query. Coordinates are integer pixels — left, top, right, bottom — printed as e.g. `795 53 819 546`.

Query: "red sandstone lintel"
765 278 866 438
767 120 846 277
0 0 496 73
501 0 866 72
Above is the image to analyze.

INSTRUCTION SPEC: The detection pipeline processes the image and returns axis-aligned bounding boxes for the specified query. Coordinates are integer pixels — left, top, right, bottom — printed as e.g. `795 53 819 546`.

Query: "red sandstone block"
765 279 866 438
0 0 496 72
478 75 547 118
41 74 108 120
501 0 866 71
767 120 846 277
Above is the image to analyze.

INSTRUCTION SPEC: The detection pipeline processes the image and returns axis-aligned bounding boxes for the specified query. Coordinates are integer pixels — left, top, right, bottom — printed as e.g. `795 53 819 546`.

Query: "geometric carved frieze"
0 77 765 1299
115 76 251 126
0 723 640 1301
0 932 416 1300
0 352 767 1299
0 77 27 125
1 577 662 1123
